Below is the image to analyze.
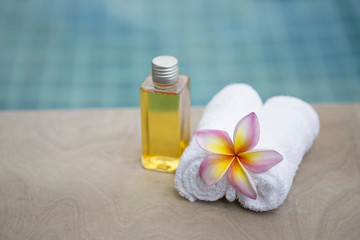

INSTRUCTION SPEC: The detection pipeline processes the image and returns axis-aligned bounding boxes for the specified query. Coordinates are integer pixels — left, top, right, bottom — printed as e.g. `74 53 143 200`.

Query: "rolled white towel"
174 84 320 211
175 84 263 202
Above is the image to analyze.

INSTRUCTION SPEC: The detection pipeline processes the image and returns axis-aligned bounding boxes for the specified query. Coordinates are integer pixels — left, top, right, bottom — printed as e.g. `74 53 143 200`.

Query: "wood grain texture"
0 105 359 240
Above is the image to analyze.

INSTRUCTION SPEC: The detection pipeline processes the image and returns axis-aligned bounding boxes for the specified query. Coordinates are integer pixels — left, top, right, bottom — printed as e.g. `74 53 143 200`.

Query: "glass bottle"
140 56 190 173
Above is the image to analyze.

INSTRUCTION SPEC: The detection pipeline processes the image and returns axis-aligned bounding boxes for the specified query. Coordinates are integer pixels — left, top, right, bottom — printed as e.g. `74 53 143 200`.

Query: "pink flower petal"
195 129 234 155
233 112 260 154
199 154 234 186
227 158 257 199
239 149 283 173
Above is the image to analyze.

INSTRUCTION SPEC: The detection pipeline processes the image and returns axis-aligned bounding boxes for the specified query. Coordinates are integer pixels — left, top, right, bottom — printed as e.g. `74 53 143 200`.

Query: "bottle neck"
153 80 178 90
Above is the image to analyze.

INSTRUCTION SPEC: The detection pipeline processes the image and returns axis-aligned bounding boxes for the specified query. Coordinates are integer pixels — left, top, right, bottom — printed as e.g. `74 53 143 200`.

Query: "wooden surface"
0 104 359 240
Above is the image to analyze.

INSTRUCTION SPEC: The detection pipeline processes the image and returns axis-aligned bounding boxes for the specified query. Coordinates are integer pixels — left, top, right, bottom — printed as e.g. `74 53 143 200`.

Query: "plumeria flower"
195 112 283 199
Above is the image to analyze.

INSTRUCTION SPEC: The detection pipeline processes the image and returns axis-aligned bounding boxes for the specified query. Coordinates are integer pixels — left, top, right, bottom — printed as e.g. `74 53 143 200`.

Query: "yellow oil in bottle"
140 73 190 173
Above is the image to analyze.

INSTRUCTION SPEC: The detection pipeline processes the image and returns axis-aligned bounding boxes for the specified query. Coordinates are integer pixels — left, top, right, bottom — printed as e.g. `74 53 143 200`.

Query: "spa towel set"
175 84 320 212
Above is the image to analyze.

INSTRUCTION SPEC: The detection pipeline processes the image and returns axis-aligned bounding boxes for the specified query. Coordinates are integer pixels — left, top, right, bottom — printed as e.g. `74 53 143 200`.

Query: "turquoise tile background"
0 0 359 110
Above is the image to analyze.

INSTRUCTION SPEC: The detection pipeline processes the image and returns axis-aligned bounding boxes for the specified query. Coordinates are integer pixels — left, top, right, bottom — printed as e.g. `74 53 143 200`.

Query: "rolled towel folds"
174 84 320 211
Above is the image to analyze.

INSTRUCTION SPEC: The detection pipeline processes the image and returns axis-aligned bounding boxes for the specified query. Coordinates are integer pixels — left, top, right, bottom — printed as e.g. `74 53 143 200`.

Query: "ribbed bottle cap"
152 56 179 85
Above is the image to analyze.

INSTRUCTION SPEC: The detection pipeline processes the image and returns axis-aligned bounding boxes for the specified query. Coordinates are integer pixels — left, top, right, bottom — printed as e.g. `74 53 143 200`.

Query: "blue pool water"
0 0 359 110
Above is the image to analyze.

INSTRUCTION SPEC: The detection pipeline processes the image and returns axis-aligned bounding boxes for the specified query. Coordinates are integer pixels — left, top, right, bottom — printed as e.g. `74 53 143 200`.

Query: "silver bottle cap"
152 56 179 85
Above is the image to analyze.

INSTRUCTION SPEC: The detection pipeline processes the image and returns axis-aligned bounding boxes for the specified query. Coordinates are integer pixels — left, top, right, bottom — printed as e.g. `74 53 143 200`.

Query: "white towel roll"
174 84 320 211
175 84 263 202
